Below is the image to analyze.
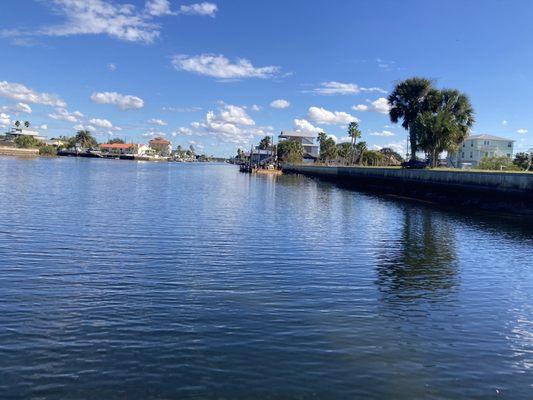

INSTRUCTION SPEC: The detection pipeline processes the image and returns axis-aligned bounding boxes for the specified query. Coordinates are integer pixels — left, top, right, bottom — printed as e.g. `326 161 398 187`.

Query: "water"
0 157 531 399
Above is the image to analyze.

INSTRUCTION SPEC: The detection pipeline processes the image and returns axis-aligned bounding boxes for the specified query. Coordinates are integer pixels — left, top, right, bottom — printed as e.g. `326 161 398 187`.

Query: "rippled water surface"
0 157 532 399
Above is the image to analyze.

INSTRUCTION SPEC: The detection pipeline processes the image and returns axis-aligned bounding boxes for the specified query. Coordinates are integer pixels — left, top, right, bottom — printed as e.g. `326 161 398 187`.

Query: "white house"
447 134 514 168
4 127 45 141
278 131 319 160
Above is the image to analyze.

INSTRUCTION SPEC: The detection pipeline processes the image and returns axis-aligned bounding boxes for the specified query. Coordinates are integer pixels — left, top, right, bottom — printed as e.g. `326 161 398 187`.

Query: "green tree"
258 136 272 150
189 144 195 155
277 140 304 164
24 121 30 128
513 151 532 171
478 156 518 171
337 142 355 164
318 132 338 163
39 145 57 156
14 135 40 148
108 138 125 144
72 130 97 149
413 89 475 167
348 121 361 164
379 147 404 165
388 77 434 161
355 141 367 165
362 150 385 166
14 120 21 128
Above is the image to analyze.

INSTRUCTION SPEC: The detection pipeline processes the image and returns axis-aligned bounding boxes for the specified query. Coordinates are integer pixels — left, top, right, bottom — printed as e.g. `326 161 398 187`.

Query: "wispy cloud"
91 91 144 110
308 81 386 95
0 80 66 107
270 99 290 109
179 2 218 17
172 54 281 79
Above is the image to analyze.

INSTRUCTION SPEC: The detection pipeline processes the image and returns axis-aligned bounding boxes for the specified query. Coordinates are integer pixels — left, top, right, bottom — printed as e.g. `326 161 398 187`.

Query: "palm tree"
24 121 30 128
348 121 361 164
355 141 367 165
388 77 434 161
74 130 97 149
413 89 475 167
258 136 272 150
14 120 21 128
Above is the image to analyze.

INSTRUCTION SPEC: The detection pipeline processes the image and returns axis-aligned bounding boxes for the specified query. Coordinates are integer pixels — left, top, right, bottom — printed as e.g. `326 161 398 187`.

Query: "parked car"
401 159 428 169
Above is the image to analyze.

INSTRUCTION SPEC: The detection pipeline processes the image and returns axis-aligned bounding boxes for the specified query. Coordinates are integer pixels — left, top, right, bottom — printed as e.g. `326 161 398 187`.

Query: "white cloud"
293 118 322 134
89 118 113 129
107 63 117 71
74 124 97 132
186 103 272 146
148 118 167 126
162 106 202 112
1 102 32 114
91 91 144 110
502 120 508 126
309 81 386 95
172 54 280 79
517 128 528 134
172 127 193 136
384 141 406 155
270 99 290 109
0 80 66 107
40 124 48 130
370 130 395 137
0 113 11 127
38 0 161 43
308 106 358 126
179 2 218 17
145 0 175 16
48 108 83 122
250 104 261 111
352 97 390 114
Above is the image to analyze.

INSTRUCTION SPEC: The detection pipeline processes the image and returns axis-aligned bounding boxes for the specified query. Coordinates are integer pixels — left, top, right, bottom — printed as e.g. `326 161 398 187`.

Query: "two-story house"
278 131 319 161
447 134 514 168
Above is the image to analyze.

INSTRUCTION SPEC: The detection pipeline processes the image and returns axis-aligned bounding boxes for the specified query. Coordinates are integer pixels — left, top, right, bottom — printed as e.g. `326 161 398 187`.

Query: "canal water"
0 157 531 399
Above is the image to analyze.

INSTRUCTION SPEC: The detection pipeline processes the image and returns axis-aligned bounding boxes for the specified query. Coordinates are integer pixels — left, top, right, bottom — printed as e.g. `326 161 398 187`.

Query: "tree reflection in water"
375 207 458 300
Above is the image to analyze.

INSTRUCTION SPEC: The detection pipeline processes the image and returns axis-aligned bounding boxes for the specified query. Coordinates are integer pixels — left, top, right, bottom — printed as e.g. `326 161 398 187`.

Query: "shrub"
478 156 520 171
39 145 57 157
14 135 41 148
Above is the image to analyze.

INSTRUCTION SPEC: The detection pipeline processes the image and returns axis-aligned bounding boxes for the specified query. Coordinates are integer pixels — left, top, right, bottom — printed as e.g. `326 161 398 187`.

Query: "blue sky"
1 0 532 156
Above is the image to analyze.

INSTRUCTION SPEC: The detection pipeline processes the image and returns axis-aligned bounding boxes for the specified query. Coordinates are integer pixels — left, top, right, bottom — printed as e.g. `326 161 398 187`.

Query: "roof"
279 131 317 138
467 134 515 142
149 137 171 145
251 149 272 155
100 143 135 149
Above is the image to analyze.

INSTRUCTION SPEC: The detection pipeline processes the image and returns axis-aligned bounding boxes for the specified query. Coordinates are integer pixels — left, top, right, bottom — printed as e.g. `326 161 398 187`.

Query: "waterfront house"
99 143 150 156
149 137 172 157
278 131 319 161
447 134 515 167
250 148 274 166
4 127 45 142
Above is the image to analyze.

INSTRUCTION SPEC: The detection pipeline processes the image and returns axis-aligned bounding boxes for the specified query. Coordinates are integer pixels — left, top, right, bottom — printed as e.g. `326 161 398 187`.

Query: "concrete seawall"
283 165 533 215
0 146 39 157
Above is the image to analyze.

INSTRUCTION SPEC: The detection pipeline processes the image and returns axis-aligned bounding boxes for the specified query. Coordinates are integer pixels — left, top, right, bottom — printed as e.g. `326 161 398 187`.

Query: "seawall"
0 147 39 157
283 165 533 216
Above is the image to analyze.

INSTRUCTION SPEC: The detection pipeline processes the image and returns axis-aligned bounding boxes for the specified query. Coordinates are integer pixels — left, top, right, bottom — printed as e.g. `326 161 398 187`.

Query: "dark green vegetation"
388 77 475 166
38 145 57 156
14 135 40 148
277 140 304 163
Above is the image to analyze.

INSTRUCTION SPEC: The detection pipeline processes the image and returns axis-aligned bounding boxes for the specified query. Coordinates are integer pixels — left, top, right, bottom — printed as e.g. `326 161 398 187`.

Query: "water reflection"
375 207 458 300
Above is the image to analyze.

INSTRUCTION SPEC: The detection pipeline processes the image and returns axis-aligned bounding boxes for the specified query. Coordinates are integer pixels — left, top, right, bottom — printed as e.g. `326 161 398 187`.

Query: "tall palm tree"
348 121 361 164
74 130 97 149
24 121 30 128
388 77 434 161
14 120 21 128
413 89 475 167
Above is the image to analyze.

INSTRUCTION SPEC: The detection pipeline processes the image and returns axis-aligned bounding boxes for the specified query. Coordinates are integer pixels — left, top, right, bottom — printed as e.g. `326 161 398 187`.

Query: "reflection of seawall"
283 165 533 216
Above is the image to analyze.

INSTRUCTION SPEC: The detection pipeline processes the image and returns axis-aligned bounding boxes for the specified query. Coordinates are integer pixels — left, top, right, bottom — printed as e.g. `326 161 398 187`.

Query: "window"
463 143 466 147
484 152 488 157
461 152 464 158
507 153 511 158
470 151 473 158
508 142 512 147
471 142 474 147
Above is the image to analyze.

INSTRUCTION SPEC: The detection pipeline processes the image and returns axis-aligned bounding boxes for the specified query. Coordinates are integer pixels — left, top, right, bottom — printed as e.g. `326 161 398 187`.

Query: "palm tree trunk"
409 130 417 161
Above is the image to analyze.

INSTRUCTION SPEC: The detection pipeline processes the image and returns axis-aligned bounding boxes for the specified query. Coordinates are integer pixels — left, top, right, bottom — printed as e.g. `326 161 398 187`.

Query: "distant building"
4 127 45 141
99 143 149 155
250 148 273 165
448 134 515 168
149 137 172 156
278 131 319 161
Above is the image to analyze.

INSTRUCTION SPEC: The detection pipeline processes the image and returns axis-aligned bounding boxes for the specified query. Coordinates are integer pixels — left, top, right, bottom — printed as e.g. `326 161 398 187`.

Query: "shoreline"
283 164 533 217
